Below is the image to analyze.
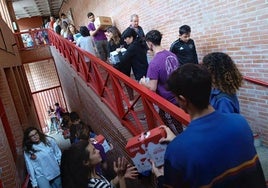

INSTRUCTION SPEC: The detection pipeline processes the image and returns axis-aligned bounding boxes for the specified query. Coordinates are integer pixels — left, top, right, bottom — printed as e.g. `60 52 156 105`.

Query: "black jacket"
117 40 148 80
170 38 198 65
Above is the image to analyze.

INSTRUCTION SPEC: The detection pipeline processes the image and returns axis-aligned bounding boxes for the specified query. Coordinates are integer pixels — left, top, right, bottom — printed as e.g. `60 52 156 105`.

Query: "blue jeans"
36 175 62 188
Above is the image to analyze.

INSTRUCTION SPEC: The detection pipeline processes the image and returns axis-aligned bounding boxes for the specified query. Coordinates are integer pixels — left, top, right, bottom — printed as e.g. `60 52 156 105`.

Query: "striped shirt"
88 175 115 188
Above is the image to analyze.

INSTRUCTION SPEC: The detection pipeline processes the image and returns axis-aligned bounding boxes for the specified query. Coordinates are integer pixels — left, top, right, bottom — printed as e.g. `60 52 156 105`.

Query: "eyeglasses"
29 131 38 138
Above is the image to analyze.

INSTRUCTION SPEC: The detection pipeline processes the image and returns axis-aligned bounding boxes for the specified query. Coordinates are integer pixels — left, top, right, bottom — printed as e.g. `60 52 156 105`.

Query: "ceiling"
12 0 63 20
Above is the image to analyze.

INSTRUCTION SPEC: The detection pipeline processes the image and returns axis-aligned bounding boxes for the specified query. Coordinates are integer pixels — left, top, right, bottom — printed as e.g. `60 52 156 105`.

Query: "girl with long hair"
61 140 137 188
23 127 62 188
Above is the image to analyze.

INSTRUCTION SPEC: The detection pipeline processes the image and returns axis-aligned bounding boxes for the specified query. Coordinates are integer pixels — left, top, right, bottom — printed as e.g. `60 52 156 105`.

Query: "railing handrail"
14 29 268 87
15 28 268 188
14 29 268 135
243 76 268 87
21 174 30 188
47 29 190 133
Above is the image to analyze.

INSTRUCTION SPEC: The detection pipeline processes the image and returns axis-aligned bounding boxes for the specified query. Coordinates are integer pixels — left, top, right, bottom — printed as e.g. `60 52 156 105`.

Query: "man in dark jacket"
170 25 198 65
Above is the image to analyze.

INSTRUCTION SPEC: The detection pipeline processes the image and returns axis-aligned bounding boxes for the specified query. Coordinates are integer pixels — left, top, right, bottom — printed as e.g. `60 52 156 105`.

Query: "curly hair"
202 52 243 95
23 127 50 154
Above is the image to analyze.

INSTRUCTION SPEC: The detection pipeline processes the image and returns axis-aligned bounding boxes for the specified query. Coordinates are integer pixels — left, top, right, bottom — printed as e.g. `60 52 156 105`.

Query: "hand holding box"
125 127 167 174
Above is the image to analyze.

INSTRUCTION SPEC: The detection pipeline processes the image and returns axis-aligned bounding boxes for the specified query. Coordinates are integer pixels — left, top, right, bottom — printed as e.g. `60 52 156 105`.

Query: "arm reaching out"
124 164 139 179
111 157 128 188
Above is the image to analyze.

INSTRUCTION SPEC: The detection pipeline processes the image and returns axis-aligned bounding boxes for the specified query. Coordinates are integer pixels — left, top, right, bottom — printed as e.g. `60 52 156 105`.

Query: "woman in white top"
23 127 62 188
60 21 68 39
76 26 98 63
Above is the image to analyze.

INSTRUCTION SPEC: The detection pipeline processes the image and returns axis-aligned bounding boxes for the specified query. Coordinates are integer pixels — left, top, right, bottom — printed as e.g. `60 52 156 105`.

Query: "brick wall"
16 16 44 31
0 17 39 187
0 74 20 188
0 17 22 188
60 0 268 145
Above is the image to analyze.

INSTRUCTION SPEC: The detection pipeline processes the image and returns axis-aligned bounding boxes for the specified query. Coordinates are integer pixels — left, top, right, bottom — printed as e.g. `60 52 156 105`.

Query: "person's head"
75 123 92 141
68 23 78 34
55 102 59 107
61 112 70 127
202 52 243 94
61 140 102 188
55 25 61 35
145 30 162 50
50 16 55 21
69 111 80 123
87 12 95 22
167 64 211 112
179 25 191 43
130 14 139 28
105 26 121 45
79 26 90 37
122 27 137 45
62 21 68 30
23 127 49 153
61 13 66 19
56 18 61 25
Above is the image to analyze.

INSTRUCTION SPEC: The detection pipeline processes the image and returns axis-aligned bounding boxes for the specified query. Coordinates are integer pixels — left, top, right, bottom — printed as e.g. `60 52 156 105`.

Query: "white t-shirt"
60 29 68 39
76 36 97 61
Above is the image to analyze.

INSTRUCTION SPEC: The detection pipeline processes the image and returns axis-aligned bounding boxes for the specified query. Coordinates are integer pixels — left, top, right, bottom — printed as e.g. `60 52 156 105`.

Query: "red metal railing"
47 29 190 136
21 174 30 188
0 98 17 161
243 76 268 87
15 29 268 188
14 29 268 136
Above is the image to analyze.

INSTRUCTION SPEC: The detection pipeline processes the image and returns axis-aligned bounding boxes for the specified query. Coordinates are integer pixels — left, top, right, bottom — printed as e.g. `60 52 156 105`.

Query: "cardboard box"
125 127 167 174
94 16 112 30
95 135 111 153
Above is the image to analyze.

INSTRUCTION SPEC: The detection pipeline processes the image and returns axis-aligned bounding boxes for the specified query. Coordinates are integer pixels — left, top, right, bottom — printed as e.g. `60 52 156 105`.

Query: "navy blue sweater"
158 111 266 188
